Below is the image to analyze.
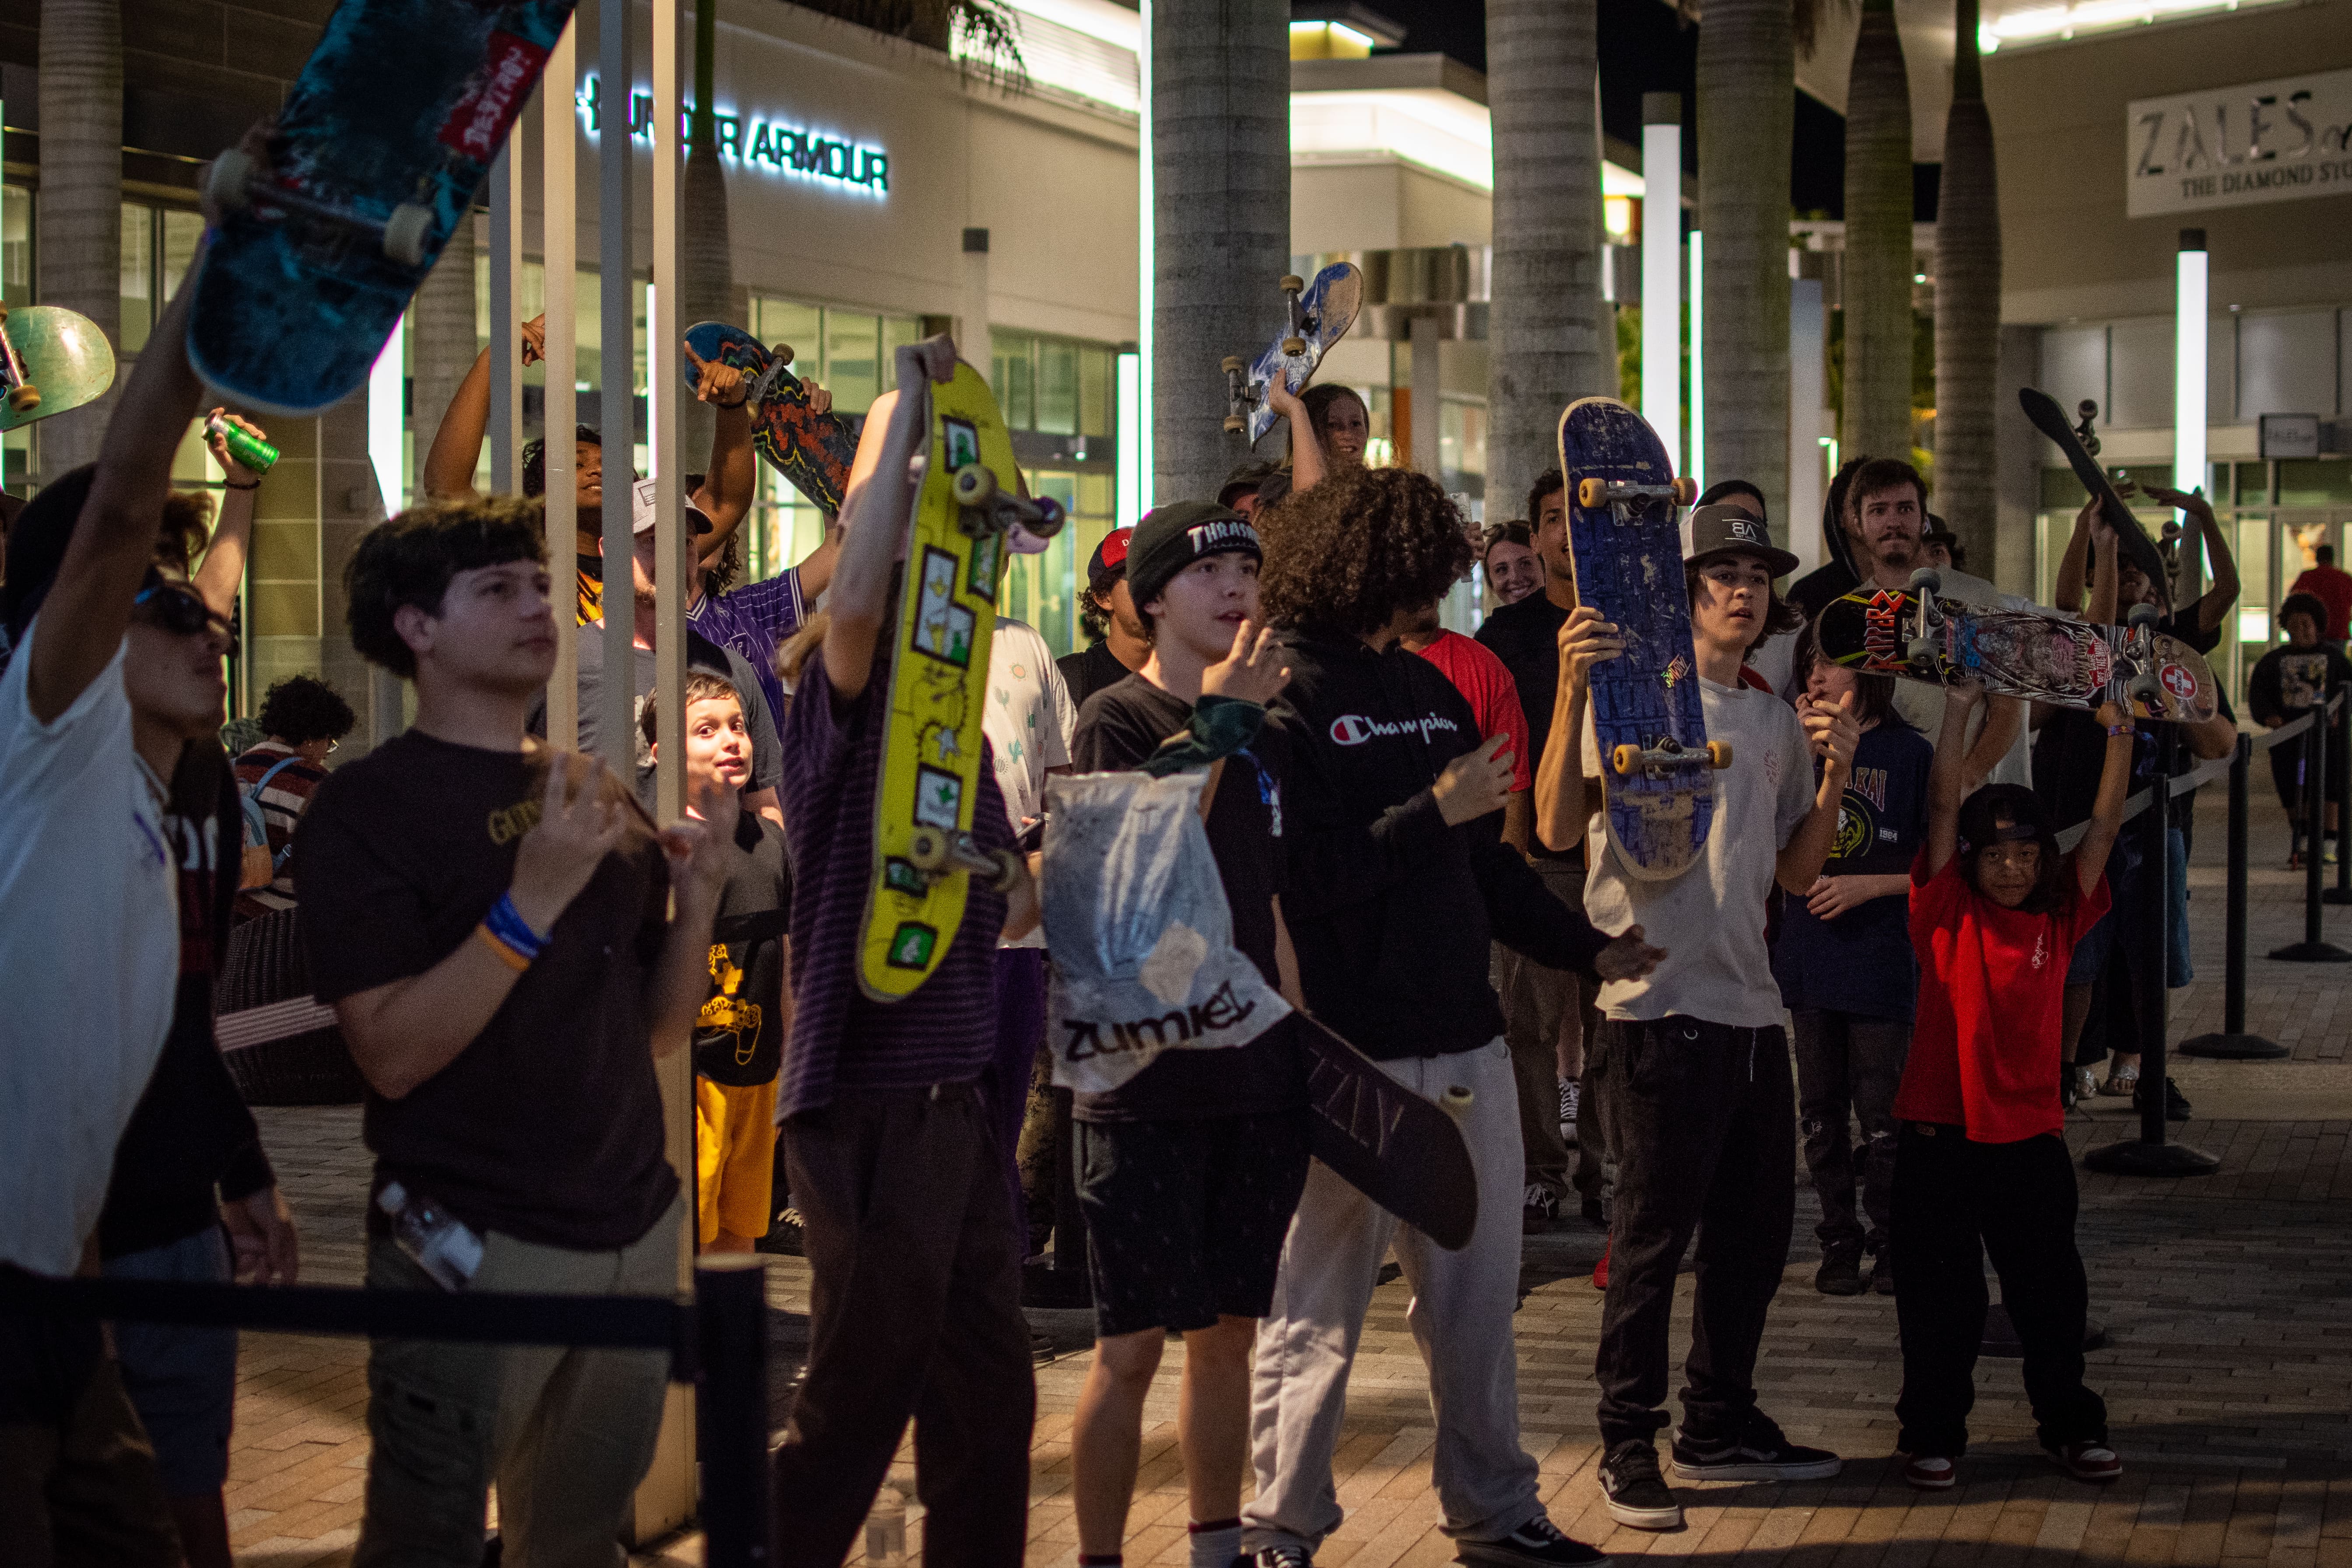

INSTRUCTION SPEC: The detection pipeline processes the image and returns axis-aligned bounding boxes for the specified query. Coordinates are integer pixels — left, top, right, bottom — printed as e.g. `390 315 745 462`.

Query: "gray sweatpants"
1242 1038 1542 1552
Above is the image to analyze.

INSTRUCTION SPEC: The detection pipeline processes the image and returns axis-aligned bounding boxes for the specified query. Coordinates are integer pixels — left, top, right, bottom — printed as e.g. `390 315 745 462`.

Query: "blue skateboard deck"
680 321 858 514
1557 397 1713 881
1223 263 1364 448
189 0 577 414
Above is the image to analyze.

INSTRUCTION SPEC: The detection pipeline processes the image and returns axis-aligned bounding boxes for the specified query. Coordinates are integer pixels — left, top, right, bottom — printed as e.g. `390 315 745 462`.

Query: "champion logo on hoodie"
1328 711 1462 747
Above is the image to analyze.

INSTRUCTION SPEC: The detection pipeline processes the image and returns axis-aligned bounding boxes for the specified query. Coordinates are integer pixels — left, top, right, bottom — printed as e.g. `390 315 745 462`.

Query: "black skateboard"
1295 1015 1478 1251
2019 389 2168 587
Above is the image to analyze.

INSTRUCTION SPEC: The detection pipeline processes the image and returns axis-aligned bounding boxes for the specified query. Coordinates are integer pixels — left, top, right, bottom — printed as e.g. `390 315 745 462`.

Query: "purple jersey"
688 568 804 730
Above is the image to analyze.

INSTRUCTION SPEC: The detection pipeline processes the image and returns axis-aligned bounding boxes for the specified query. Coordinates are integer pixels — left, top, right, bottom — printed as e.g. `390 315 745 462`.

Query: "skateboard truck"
0 304 38 415
949 464 1066 540
2073 400 2102 459
1220 274 1319 435
1577 475 1699 512
1221 356 1255 435
1279 273 1311 355
906 827 1022 891
204 148 435 269
1609 737 1732 777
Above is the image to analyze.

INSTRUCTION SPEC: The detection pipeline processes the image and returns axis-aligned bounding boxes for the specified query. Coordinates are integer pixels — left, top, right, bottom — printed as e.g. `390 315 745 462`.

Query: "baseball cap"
1218 458 1281 509
1682 502 1798 579
1921 513 1958 546
631 476 713 537
1086 526 1133 592
1125 501 1261 610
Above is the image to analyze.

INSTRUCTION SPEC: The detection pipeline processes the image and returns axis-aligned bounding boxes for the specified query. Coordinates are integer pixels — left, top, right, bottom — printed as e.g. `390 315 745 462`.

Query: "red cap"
1088 527 1133 587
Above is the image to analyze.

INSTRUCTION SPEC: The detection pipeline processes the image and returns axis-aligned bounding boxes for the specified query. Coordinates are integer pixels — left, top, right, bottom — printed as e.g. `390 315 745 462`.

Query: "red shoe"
1592 1238 1610 1291
1903 1455 1956 1490
2047 1442 2122 1483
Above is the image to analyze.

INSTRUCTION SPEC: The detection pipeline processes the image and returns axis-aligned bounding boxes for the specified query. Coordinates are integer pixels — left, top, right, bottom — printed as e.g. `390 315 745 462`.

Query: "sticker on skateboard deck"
1221 263 1364 449
1557 397 1717 881
858 362 1065 1001
0 305 116 434
680 321 859 516
189 0 578 414
1296 1015 1478 1252
2020 389 2170 590
1816 570 2219 724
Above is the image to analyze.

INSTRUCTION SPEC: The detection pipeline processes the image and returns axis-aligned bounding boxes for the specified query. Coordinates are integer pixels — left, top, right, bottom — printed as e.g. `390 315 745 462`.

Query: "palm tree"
1151 0 1289 506
1841 0 1914 472
680 0 740 462
1486 0 1611 519
1933 0 1999 570
36 0 124 478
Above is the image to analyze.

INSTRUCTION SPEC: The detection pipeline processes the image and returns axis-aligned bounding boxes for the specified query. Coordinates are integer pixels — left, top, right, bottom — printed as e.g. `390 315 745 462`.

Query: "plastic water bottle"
377 1181 484 1290
205 413 280 475
863 1485 906 1566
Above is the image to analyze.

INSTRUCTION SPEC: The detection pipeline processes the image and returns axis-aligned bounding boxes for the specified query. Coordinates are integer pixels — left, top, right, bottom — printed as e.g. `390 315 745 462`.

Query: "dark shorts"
1074 1112 1311 1339
103 1227 238 1495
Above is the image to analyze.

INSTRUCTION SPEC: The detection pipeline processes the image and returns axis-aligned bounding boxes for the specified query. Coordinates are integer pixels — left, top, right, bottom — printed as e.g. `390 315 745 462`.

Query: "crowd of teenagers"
0 258 2305 1568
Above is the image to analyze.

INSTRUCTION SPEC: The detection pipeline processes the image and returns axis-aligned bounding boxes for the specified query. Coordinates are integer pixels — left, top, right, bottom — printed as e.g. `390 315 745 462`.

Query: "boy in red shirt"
1892 680 2131 1492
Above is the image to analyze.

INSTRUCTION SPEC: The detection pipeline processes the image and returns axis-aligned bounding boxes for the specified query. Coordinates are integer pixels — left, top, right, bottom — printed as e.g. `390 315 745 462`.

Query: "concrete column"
1787 278 1825 573
34 0 124 477
1641 93 1681 469
1410 316 1441 478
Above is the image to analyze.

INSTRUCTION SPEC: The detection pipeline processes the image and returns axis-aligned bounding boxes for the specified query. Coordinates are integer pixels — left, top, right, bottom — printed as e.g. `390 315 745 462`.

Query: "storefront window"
824 312 881 414
120 202 155 353
2 184 28 494
995 332 1035 429
1037 339 1079 435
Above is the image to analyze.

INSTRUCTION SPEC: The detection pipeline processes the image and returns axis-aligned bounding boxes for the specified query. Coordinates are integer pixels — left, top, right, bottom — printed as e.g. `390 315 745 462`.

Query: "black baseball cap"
1218 458 1281 509
1921 513 1958 546
1126 501 1261 609
1682 502 1798 579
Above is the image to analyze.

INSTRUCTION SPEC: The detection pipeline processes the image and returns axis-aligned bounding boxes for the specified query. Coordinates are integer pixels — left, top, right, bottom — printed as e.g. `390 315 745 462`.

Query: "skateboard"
188 0 576 414
680 321 858 515
2019 389 2170 589
0 305 116 433
1815 569 2220 724
859 362 1066 1001
1557 397 1717 881
1296 1015 1478 1252
1220 262 1364 448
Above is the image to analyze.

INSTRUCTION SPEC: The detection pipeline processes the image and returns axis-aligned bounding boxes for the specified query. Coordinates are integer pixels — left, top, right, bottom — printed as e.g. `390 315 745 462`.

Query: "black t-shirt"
298 730 680 1250
1769 720 1932 1022
2249 641 2352 728
1474 593 1580 864
695 813 793 1087
1787 559 1861 624
1057 639 1134 713
1069 674 1304 1122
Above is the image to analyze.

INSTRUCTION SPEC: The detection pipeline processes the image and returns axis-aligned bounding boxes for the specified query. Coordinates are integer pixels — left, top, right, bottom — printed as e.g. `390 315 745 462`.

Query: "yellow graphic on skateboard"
858 362 1065 1000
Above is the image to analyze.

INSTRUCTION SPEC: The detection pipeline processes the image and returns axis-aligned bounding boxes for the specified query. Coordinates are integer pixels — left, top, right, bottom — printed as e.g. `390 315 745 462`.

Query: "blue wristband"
484 892 548 962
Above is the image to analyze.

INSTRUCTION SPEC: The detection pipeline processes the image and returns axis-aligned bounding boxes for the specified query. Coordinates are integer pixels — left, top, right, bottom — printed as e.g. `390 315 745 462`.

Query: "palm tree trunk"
1697 0 1792 519
1841 0 1914 468
36 0 123 478
680 0 738 465
1486 0 1610 516
1933 0 1999 568
1151 0 1289 507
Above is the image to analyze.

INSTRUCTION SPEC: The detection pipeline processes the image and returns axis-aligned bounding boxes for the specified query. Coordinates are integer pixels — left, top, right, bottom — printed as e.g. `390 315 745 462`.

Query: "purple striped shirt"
778 649 1010 1119
687 568 804 731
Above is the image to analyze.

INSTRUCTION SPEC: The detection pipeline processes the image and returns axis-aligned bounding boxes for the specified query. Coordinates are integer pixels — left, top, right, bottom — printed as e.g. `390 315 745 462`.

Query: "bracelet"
2106 723 2135 737
474 924 532 972
482 891 549 961
223 479 260 491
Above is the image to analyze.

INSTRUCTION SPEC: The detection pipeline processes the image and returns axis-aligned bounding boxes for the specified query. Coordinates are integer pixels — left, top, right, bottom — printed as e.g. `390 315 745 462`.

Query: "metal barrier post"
694 1257 773 1567
2086 725 2219 1175
2328 680 2352 905
2270 693 2352 962
2183 732 2289 1057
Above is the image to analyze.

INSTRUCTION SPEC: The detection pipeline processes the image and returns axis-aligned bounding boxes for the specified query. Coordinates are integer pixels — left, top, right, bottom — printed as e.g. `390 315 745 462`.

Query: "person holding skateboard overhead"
765 335 1042 1566
1535 502 1860 1531
1242 466 1663 1568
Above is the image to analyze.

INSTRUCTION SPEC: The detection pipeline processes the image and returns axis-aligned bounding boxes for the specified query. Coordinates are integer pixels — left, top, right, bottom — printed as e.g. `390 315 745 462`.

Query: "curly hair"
1526 469 1564 526
344 495 547 678
258 674 358 747
1078 586 1111 644
521 425 601 500
1258 468 1472 636
157 491 215 575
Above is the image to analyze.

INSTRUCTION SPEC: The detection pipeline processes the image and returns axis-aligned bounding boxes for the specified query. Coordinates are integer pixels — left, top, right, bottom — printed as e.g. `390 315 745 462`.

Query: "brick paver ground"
225 789 2352 1565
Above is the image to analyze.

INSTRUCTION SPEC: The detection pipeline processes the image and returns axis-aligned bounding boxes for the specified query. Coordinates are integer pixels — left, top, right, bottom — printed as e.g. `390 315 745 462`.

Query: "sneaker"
1868 1251 1896 1296
2132 1075 2192 1122
1591 1239 1610 1291
2047 1441 2123 1483
1455 1514 1610 1566
1522 1185 1559 1235
2327 837 2340 866
1903 1455 1956 1491
1597 1441 1682 1531
1560 1078 1581 1136
755 1207 806 1256
1239 1548 1313 1568
1670 1413 1842 1481
1815 1247 1865 1296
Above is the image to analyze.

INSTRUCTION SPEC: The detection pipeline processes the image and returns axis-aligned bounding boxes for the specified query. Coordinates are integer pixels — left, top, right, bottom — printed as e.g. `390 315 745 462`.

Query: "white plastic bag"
1043 769 1290 1094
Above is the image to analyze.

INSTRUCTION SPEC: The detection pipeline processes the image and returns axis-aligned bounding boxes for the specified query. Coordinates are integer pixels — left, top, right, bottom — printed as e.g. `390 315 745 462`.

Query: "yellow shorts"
695 1077 778 1246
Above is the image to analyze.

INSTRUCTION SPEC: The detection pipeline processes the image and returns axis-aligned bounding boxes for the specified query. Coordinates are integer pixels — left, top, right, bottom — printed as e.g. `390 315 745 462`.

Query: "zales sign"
2128 67 2352 218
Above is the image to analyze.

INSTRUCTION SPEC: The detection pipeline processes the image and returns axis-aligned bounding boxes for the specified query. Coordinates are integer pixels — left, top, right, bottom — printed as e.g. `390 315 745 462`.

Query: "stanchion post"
694 1257 773 1567
2270 701 2352 963
2184 732 2289 1057
2327 683 2352 904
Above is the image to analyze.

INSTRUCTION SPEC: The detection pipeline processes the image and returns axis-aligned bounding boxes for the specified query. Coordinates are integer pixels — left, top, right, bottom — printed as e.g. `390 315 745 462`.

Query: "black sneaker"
1598 1440 1682 1530
2132 1075 2192 1122
1868 1251 1896 1296
1814 1247 1865 1296
755 1206 806 1256
1670 1413 1842 1481
1239 1549 1313 1568
1522 1185 1560 1235
1455 1513 1611 1566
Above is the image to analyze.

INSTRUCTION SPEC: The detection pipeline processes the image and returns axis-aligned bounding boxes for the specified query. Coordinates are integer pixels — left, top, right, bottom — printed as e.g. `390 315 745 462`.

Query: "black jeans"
771 1083 1036 1568
1789 1009 1910 1257
1593 1017 1795 1450
1891 1123 2107 1459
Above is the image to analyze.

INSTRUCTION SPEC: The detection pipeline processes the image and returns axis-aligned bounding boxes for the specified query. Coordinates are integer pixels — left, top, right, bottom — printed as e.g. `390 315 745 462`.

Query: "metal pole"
694 1257 773 1567
2184 733 2289 1057
490 140 525 493
597 0 637 774
651 0 684 829
545 18 580 750
2266 703 2350 962
2330 683 2352 904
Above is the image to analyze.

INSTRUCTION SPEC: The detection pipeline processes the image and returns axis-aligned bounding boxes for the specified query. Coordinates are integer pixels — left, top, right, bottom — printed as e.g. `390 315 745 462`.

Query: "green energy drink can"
206 414 278 475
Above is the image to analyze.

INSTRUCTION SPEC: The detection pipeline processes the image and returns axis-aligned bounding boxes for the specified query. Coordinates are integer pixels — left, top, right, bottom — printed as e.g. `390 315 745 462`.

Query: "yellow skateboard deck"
857 364 1018 1001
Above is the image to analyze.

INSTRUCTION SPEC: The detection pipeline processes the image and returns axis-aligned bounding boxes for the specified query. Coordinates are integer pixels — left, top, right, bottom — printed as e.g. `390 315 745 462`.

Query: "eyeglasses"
133 579 236 643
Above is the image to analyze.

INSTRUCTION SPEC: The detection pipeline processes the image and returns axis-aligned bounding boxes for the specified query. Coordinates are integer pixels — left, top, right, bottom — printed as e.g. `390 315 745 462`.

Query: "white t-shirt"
1885 566 2035 787
986 617 1075 951
0 629 180 1276
1583 677 1817 1027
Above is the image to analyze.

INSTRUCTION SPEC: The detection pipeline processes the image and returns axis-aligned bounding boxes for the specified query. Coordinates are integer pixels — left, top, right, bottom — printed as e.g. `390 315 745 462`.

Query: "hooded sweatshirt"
1278 627 1608 1060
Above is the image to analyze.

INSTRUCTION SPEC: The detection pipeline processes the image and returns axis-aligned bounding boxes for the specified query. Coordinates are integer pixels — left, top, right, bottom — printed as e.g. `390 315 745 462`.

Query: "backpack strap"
242 754 308 871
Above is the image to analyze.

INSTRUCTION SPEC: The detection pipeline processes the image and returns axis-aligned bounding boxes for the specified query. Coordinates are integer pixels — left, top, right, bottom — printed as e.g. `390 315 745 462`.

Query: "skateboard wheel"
1706 740 1734 770
1440 1085 1474 1119
382 202 432 268
1026 495 1067 540
1278 274 1305 295
1907 636 1937 665
205 147 256 215
906 827 950 873
2128 673 2162 706
1281 336 1307 356
1223 415 1246 434
2127 603 2159 630
1671 477 1698 505
1907 566 1942 596
1578 476 1609 509
771 343 796 364
1221 355 1247 375
6 384 38 414
1612 743 1641 777
951 464 998 507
